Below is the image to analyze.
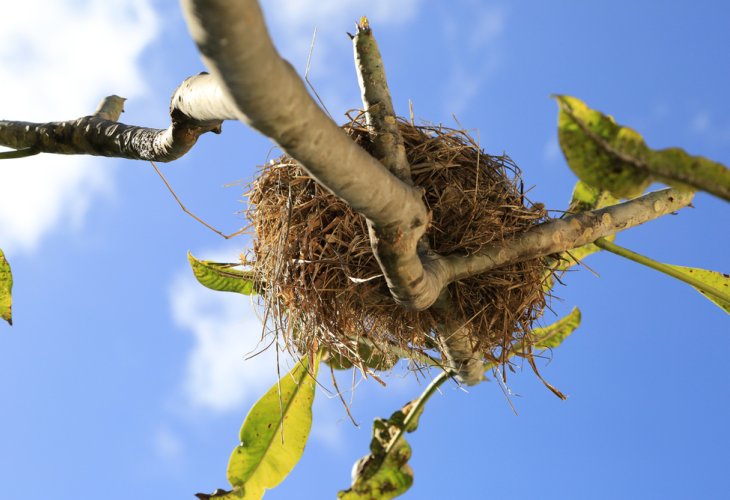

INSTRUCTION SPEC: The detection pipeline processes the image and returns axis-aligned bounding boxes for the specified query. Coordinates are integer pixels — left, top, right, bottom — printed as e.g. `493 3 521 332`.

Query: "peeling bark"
0 73 233 162
1 0 697 329
353 19 483 384
181 0 436 309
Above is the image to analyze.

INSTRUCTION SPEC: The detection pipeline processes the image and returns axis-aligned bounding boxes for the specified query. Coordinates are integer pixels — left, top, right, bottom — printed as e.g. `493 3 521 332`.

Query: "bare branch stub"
0 73 233 162
182 0 436 311
353 18 412 185
353 18 486 384
0 1 700 383
181 0 698 386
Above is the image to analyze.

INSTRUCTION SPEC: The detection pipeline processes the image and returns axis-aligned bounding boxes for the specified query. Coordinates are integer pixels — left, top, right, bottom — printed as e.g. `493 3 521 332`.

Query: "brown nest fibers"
246 116 550 374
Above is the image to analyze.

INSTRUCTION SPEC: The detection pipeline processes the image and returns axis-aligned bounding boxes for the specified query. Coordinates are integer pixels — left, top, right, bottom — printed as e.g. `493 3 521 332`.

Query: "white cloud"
169 247 437 456
260 0 423 116
690 110 711 134
467 6 506 51
170 263 354 449
444 63 485 117
542 135 562 165
688 109 730 144
441 5 506 116
264 0 421 56
0 0 158 253
311 394 349 453
153 426 185 462
170 253 285 412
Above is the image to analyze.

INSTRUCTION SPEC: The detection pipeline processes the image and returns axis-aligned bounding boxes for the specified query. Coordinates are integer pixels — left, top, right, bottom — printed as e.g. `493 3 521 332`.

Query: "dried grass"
246 116 549 373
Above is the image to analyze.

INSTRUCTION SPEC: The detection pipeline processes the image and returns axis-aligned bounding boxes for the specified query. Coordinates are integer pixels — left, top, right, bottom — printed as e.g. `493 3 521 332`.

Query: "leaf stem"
385 370 451 455
0 148 38 159
594 238 730 303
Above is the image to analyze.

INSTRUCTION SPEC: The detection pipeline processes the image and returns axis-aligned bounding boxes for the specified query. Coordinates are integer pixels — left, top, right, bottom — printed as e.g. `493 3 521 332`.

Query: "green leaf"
0 249 12 326
647 147 730 201
226 355 320 499
556 95 651 199
339 400 422 500
188 252 256 295
532 307 582 349
567 180 619 214
665 265 730 314
556 95 730 201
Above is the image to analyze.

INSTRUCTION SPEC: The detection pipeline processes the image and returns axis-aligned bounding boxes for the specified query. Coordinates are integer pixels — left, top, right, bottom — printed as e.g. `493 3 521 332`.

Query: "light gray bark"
0 0 695 326
434 188 694 283
181 0 437 309
0 73 233 162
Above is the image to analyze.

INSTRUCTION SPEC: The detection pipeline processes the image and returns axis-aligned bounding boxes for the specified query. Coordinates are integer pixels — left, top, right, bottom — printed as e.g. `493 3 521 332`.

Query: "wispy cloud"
264 0 422 58
169 262 283 413
168 247 437 458
0 0 158 254
689 109 730 144
261 0 423 116
542 135 562 166
441 5 507 116
466 6 506 51
153 426 185 462
169 252 355 451
690 110 711 134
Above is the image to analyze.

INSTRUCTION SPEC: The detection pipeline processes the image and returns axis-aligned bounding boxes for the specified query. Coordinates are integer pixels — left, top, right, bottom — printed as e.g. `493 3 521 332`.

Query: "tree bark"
0 73 233 162
0 0 696 325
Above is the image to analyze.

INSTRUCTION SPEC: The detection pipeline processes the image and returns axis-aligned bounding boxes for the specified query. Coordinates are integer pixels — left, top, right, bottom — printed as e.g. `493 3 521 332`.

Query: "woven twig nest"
247 116 549 373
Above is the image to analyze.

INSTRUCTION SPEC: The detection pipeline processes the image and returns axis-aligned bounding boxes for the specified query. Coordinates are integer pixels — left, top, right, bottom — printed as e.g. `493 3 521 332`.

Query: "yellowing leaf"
226 356 320 499
0 249 12 326
666 265 730 315
188 252 256 295
555 95 730 202
648 147 729 202
556 95 651 199
567 180 619 214
339 400 422 500
532 307 582 349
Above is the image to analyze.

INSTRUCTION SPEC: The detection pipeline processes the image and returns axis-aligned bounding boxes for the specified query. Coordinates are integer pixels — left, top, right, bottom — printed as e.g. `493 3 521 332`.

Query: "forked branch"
1 0 696 319
180 0 695 311
0 73 235 162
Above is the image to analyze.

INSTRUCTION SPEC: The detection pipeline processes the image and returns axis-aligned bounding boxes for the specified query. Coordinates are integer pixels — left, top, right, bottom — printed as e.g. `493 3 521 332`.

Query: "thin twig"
330 364 360 427
305 27 332 119
149 161 245 239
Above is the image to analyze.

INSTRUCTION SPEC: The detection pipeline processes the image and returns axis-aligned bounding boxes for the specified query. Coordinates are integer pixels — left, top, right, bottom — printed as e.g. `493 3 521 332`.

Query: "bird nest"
246 117 550 374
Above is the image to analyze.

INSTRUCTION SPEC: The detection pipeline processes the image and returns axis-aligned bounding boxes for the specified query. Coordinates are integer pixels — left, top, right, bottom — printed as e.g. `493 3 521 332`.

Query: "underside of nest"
247 116 550 374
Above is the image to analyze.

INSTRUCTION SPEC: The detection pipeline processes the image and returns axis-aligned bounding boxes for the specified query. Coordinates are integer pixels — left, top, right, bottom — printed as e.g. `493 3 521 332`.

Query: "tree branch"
181 0 436 309
352 18 483 384
1 0 698 322
431 292 485 385
0 73 233 162
353 17 412 185
433 188 694 284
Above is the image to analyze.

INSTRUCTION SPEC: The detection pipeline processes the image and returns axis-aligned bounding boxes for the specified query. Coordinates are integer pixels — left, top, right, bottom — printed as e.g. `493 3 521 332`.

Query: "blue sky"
0 1 728 499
